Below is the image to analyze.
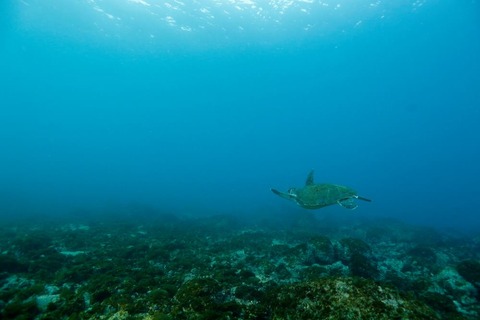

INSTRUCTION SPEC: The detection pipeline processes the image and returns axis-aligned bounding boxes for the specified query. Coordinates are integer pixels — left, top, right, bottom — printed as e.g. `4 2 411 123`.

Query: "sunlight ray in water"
17 0 429 48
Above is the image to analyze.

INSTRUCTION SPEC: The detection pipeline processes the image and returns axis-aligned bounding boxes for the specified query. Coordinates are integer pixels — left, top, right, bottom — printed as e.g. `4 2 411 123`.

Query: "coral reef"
0 213 478 319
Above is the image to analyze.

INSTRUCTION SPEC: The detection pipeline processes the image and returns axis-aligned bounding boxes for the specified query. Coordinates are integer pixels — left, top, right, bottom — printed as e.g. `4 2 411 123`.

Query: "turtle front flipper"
271 188 296 201
305 170 315 186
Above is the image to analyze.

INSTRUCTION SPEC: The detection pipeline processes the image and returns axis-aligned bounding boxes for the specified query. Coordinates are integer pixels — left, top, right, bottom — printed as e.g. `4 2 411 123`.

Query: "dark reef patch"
457 260 480 291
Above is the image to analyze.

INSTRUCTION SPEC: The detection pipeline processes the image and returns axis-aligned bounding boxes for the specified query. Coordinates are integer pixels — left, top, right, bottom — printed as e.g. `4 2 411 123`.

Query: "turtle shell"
294 184 358 209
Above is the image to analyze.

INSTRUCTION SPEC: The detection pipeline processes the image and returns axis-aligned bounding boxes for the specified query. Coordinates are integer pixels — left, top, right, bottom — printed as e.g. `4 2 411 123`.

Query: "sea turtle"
271 170 371 210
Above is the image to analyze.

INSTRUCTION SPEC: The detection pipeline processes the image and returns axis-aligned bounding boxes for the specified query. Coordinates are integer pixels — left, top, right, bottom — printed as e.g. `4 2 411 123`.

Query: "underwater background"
1 1 480 319
1 0 479 231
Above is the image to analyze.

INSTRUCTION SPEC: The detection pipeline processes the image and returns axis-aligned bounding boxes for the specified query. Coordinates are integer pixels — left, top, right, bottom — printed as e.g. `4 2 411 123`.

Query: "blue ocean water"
0 0 479 231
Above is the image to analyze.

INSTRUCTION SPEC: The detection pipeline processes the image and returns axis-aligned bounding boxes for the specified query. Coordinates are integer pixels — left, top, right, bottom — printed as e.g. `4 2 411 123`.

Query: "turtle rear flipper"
356 195 372 202
338 198 358 210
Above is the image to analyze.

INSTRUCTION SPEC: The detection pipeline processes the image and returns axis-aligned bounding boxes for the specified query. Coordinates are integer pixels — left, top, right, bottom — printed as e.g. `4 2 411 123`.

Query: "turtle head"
271 188 298 201
288 188 298 198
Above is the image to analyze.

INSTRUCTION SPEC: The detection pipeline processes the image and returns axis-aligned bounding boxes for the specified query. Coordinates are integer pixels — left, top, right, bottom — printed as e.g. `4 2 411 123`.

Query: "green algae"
172 277 241 319
270 277 439 320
